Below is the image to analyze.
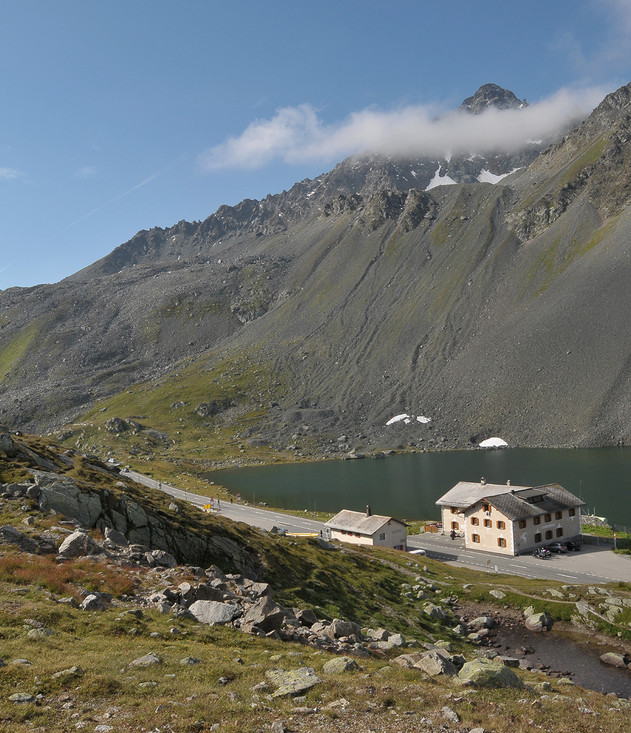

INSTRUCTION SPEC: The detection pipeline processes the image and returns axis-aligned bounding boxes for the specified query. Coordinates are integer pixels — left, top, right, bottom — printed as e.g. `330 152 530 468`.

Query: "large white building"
325 507 407 550
436 480 584 556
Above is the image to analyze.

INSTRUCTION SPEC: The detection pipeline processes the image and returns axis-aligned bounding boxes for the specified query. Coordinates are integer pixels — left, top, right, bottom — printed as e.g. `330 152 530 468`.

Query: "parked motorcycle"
533 547 551 558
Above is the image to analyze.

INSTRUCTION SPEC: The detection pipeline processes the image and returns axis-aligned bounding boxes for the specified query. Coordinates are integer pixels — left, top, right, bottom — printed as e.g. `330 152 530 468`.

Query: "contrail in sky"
64 165 172 231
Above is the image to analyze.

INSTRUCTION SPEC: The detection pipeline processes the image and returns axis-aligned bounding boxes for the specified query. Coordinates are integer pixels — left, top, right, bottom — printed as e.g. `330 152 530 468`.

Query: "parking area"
407 531 631 583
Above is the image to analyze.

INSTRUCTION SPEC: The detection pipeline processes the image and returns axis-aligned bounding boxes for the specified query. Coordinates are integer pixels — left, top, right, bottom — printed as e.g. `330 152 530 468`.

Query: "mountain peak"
459 83 527 114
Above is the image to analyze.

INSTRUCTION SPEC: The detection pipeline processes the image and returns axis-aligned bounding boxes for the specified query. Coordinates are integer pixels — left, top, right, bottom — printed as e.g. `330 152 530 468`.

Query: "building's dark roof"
436 481 528 507
437 481 585 521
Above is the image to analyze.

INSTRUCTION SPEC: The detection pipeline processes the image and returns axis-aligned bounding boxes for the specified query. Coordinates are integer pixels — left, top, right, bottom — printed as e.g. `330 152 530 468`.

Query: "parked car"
546 542 567 553
409 548 427 555
564 541 581 551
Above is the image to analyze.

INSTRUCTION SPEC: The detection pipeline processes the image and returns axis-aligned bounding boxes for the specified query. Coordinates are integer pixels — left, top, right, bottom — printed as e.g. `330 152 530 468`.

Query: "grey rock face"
0 525 39 553
459 83 527 114
38 476 103 528
0 430 19 457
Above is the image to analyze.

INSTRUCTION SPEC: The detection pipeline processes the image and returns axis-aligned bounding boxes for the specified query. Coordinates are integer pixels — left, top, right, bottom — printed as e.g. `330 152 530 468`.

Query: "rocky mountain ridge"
3 83 631 460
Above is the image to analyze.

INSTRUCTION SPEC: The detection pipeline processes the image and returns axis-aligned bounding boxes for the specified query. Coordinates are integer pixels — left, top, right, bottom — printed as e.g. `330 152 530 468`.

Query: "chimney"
506 479 511 486
480 477 486 486
366 504 372 517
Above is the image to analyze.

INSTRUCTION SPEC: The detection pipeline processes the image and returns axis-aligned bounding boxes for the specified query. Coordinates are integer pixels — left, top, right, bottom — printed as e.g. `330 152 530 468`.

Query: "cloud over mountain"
199 86 607 171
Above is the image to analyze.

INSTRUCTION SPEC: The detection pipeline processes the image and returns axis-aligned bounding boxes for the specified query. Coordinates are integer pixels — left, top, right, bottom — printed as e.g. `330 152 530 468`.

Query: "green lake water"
211 447 631 528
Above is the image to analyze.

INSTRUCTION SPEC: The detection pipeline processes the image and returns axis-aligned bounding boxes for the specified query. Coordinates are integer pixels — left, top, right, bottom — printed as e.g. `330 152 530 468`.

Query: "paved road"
406 533 631 584
124 469 631 584
124 469 324 535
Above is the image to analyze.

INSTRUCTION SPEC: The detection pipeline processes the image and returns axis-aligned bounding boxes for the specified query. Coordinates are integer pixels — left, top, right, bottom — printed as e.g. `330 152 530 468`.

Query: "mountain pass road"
123 469 631 584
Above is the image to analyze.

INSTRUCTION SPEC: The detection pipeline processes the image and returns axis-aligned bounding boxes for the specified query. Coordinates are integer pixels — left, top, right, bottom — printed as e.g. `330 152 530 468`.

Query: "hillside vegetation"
1 429 631 731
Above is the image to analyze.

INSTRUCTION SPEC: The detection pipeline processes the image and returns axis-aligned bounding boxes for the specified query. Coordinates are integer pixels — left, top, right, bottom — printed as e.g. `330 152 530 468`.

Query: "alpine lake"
210 447 631 529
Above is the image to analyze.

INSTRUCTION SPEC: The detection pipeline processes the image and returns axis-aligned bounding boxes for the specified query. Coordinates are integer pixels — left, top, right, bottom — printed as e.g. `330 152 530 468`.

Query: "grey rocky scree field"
4 84 631 462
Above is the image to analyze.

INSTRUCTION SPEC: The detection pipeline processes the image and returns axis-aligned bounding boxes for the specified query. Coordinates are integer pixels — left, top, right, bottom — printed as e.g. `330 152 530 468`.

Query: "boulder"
470 616 495 630
265 667 322 697
457 658 524 688
128 653 161 667
414 649 457 677
243 596 290 633
81 594 107 611
188 600 239 626
524 611 553 632
423 603 447 621
599 652 628 669
295 608 318 627
322 656 359 674
58 530 101 558
194 583 227 603
325 618 362 639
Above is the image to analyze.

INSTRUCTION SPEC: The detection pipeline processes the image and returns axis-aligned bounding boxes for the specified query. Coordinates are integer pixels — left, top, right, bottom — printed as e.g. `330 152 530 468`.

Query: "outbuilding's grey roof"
325 510 406 535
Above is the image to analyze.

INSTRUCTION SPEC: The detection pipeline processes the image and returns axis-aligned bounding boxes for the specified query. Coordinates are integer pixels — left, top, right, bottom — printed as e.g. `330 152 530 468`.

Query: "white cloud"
0 166 22 180
75 166 97 179
198 87 606 171
558 1 631 78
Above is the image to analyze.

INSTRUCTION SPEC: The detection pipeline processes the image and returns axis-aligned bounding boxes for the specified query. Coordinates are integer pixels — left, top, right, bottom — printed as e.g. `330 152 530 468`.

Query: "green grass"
0 322 40 383
60 350 292 485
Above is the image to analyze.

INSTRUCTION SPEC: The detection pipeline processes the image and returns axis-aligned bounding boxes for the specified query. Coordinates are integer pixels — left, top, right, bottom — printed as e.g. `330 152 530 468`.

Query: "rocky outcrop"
21 470 263 576
0 428 19 458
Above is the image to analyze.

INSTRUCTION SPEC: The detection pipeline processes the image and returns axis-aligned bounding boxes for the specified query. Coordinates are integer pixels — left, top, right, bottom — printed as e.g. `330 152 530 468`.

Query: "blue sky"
2 0 631 290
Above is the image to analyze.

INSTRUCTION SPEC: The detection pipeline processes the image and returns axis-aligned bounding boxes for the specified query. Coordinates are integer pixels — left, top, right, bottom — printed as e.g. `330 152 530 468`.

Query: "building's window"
556 528 564 537
470 517 479 525
497 538 507 548
496 520 506 530
544 513 551 522
545 530 553 540
355 533 361 538
341 530 347 535
518 519 527 529
450 507 458 514
378 532 386 540
484 519 492 528
534 532 542 543
569 508 576 517
482 503 490 513
555 511 562 520
534 516 541 525
451 521 459 530
472 534 480 543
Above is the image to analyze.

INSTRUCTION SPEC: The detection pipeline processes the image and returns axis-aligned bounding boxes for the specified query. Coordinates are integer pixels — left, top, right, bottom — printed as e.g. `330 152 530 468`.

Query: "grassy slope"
1 433 631 730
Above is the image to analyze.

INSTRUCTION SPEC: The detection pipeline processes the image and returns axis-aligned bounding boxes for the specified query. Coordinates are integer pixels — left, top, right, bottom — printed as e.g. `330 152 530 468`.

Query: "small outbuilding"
436 479 585 556
325 506 407 550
